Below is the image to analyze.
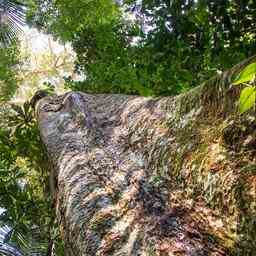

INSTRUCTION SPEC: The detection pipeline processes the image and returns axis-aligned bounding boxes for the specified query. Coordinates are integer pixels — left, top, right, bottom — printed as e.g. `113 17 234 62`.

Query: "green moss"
146 245 156 256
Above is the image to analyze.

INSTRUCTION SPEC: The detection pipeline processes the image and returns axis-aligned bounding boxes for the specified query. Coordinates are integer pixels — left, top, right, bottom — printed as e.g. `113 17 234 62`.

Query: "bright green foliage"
239 87 256 113
0 102 64 255
124 0 256 94
233 62 256 113
0 160 49 254
233 62 256 85
0 43 20 101
27 0 256 96
27 0 151 94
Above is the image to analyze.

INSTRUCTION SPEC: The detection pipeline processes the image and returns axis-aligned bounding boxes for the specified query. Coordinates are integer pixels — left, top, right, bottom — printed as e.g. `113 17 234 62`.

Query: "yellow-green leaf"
233 62 256 85
136 84 153 97
239 86 256 113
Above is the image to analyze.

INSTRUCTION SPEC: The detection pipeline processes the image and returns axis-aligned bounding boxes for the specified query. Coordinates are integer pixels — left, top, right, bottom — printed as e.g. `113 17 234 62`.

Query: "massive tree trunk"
36 56 255 256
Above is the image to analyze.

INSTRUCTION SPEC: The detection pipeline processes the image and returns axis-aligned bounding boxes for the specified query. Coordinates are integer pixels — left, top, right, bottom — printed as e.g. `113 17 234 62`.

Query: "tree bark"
36 56 256 256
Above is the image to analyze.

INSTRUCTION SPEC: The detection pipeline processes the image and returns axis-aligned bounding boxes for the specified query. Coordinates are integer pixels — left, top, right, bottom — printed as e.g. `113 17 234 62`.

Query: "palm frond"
0 224 49 256
0 0 26 46
0 242 23 256
0 226 24 256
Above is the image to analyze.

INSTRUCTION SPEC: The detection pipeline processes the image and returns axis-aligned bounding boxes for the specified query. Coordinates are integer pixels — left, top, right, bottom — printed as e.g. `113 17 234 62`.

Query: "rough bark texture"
37 56 256 256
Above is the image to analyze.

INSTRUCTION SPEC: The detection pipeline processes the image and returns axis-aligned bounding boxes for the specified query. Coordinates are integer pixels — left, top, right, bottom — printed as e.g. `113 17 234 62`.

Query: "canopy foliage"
27 0 256 95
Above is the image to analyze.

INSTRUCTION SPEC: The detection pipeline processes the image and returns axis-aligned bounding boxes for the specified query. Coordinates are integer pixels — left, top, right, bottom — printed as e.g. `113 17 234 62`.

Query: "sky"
12 26 79 103
22 26 67 54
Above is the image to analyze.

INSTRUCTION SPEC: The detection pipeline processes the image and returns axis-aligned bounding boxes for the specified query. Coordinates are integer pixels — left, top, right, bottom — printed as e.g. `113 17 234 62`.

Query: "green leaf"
23 101 31 115
136 84 153 97
10 104 25 118
239 86 256 113
233 62 256 85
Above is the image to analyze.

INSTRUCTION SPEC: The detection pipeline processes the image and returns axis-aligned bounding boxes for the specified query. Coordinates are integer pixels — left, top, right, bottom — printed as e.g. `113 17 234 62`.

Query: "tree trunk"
36 56 256 256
